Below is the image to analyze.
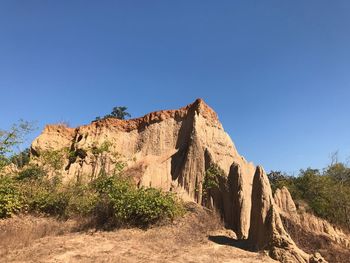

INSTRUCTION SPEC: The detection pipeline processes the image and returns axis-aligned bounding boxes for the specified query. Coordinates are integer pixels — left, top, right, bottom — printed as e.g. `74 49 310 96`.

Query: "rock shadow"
208 235 251 251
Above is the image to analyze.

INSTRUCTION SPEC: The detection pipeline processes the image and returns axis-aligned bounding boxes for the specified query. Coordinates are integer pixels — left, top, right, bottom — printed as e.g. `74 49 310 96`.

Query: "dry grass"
0 215 78 257
0 203 276 263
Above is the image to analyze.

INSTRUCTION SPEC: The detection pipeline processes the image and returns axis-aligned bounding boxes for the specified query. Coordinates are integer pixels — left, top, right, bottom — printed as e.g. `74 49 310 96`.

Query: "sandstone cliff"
30 99 323 262
31 99 256 237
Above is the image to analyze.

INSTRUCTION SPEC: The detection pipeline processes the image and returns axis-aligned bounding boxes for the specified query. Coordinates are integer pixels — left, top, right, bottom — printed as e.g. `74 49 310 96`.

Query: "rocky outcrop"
31 99 256 232
248 167 325 263
274 187 350 252
30 99 322 262
274 187 297 214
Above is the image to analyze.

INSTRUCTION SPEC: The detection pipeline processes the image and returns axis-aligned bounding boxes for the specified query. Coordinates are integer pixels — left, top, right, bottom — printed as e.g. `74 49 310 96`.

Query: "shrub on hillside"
0 177 22 218
21 177 68 216
268 163 350 230
17 165 46 180
202 164 225 206
0 171 184 227
92 175 184 227
128 187 182 226
10 148 30 168
65 184 98 217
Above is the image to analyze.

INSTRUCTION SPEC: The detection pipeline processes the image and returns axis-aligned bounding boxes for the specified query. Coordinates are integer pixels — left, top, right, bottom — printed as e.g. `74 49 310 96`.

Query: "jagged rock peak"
274 186 297 214
248 166 326 263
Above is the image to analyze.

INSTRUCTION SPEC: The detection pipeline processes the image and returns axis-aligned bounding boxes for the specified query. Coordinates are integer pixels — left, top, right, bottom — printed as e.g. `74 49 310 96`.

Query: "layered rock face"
31 99 256 236
30 99 322 262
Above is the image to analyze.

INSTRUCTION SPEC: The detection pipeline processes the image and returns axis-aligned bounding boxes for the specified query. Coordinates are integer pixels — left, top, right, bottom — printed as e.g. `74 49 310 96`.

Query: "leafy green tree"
324 163 350 228
202 164 225 207
109 106 131 120
95 106 131 121
268 171 290 192
17 165 46 180
268 163 350 230
325 162 350 185
0 120 34 170
0 156 9 171
10 148 30 168
267 170 301 199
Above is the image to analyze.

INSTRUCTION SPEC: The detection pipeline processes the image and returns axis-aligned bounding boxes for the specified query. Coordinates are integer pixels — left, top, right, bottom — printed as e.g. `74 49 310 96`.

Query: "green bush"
0 171 184 227
10 148 30 168
203 164 225 191
40 149 66 170
202 164 225 205
23 179 68 216
29 189 68 216
17 165 46 180
93 175 184 227
0 176 22 218
65 184 98 217
128 188 182 226
0 155 10 171
17 175 97 218
91 141 112 155
0 161 184 227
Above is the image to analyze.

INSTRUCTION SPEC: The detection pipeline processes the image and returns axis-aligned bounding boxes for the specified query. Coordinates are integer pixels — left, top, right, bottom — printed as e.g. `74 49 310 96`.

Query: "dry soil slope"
0 207 276 263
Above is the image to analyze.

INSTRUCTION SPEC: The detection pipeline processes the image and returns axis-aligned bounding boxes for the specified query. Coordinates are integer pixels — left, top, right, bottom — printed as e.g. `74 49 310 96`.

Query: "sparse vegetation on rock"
268 161 350 231
202 163 225 206
95 106 131 121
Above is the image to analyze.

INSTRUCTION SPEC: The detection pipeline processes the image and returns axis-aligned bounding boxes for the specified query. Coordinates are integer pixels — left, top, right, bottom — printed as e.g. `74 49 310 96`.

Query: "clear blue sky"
1 1 350 174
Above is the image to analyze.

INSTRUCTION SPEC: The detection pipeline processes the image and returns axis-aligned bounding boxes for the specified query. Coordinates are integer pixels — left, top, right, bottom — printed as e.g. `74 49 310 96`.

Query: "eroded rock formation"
274 186 297 214
31 99 256 234
249 167 326 263
274 186 350 260
30 99 324 262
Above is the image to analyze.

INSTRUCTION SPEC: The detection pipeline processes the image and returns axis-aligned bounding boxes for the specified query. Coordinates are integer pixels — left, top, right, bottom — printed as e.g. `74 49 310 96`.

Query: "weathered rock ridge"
30 99 322 262
249 168 326 263
274 187 350 254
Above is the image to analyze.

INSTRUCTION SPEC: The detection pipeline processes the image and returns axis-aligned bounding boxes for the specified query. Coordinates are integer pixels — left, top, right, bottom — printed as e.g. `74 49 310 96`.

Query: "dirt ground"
0 206 276 263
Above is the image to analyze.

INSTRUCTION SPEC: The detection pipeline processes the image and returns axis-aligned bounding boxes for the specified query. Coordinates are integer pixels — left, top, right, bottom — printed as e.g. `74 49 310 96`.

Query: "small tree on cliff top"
95 106 131 121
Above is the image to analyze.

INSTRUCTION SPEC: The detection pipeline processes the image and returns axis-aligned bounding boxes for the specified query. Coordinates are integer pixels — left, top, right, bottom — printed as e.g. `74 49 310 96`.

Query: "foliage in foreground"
268 161 350 230
0 176 22 217
0 170 184 227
